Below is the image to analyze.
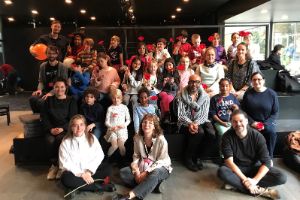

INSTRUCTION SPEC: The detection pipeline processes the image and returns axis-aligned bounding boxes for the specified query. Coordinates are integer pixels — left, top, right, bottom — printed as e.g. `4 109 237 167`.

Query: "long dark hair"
130 57 144 81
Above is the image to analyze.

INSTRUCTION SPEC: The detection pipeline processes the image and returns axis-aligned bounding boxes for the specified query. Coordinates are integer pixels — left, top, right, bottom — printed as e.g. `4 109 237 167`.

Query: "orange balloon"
31 43 47 60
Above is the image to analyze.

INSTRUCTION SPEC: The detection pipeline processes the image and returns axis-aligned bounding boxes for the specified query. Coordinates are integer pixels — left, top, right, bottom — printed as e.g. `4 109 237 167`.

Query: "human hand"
231 104 239 110
81 171 94 184
42 92 53 100
50 128 63 135
32 90 42 96
135 171 148 184
122 84 128 92
87 123 95 132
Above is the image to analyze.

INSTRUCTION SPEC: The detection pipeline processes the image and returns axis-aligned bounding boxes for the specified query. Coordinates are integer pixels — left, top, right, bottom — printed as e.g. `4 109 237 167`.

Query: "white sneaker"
47 164 58 180
56 169 63 180
255 186 280 199
223 184 236 191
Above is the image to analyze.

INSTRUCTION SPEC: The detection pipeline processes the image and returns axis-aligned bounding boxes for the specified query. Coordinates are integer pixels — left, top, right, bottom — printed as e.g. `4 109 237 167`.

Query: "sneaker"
47 164 58 180
111 193 130 200
256 187 280 200
223 184 236 191
56 169 63 180
154 181 166 193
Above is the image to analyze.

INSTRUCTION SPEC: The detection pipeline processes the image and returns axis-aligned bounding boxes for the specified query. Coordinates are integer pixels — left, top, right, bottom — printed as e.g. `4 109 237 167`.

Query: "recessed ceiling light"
65 0 72 4
176 7 182 12
4 0 13 5
128 7 134 13
183 0 189 2
261 9 268 14
31 10 38 15
281 15 288 20
8 17 15 22
80 9 86 14
90 16 96 20
171 15 176 19
49 17 55 21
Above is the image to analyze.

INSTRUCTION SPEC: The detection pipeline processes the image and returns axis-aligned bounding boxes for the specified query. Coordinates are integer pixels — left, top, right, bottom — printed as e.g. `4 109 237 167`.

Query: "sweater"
133 104 156 133
90 67 120 93
80 103 105 127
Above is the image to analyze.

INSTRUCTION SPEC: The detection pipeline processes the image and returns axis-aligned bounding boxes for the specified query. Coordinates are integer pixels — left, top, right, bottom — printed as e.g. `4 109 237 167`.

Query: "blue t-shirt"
210 93 240 122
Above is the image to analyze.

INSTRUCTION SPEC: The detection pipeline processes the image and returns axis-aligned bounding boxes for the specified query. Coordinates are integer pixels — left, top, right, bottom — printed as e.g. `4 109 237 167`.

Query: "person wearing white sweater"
59 114 115 193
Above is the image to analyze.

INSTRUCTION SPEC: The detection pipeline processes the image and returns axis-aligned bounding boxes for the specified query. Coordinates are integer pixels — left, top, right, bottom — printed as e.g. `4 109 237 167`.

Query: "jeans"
120 166 170 199
45 131 66 165
61 162 112 191
123 94 138 108
217 165 287 194
261 123 277 158
98 92 112 112
92 122 104 139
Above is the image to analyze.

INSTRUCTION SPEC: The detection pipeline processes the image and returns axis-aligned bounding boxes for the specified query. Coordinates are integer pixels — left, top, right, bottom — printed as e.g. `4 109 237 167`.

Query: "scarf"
180 86 208 112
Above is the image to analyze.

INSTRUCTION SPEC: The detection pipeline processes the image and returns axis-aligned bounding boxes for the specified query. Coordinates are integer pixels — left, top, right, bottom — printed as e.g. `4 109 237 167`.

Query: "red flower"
169 37 174 43
138 36 145 41
200 43 206 49
176 35 183 41
202 83 208 89
146 44 154 52
68 33 74 38
256 122 264 130
103 176 110 185
244 31 251 37
125 59 131 66
177 65 185 71
144 73 151 80
98 40 104 45
150 95 158 100
239 31 246 37
208 36 214 42
217 97 223 104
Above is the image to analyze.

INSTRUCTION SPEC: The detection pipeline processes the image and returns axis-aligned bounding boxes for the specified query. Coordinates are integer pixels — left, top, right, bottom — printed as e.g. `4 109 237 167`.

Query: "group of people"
27 20 288 199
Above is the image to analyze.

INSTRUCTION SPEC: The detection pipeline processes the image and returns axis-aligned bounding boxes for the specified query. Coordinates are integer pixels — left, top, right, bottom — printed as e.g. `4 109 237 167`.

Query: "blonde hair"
110 88 123 99
111 35 120 43
83 38 94 47
191 34 201 43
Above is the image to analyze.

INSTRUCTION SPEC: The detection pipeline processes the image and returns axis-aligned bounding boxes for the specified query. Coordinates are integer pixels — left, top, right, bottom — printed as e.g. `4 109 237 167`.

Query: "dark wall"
3 26 218 90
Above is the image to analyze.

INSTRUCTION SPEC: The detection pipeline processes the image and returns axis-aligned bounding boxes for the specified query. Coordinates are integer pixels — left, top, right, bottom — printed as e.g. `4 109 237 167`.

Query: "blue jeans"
92 122 104 139
120 166 170 199
218 165 287 194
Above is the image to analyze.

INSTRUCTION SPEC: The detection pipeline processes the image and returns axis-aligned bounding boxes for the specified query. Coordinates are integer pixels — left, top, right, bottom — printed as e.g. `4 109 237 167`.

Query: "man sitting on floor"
218 109 286 199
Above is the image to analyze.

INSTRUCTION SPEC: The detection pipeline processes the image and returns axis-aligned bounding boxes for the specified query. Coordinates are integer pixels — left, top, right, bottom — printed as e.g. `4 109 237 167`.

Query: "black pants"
29 95 45 113
61 162 112 191
180 122 215 160
283 149 300 173
45 131 66 165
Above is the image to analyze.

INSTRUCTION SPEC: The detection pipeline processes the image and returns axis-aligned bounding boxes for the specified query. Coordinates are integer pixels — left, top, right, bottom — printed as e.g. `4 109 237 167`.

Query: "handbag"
277 70 300 92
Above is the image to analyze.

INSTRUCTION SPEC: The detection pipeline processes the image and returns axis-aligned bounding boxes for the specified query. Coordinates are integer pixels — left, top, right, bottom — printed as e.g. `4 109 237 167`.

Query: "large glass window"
0 18 4 65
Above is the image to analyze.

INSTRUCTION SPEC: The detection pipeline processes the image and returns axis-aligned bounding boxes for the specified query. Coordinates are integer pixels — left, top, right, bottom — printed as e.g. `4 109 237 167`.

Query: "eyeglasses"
188 80 201 84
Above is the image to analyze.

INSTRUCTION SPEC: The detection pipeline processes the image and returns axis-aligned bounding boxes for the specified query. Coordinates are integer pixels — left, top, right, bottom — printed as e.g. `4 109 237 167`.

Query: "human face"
219 80 230 96
188 75 201 93
98 57 108 68
138 45 146 56
74 35 82 47
251 73 265 91
181 36 187 44
236 44 247 60
165 62 174 71
243 35 252 45
142 119 155 137
231 113 248 138
46 50 58 62
110 39 118 48
85 94 96 105
180 57 190 69
193 38 201 47
71 118 86 137
156 42 165 51
132 60 141 71
149 63 158 74
139 92 149 106
231 34 239 45
205 49 216 64
54 81 66 97
51 23 61 35
212 37 220 47
112 95 122 106
83 42 91 51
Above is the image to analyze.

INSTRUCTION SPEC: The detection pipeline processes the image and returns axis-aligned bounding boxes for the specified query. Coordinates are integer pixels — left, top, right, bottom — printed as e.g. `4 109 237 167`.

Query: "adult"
30 20 69 62
266 44 285 70
226 42 261 100
29 45 69 113
59 114 115 197
115 114 172 200
218 110 286 199
195 47 225 97
242 72 279 159
177 74 215 171
41 77 77 180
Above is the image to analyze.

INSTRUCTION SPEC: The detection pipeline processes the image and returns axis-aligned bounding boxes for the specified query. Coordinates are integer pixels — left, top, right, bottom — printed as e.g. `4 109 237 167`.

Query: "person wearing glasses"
177 74 215 172
242 72 279 160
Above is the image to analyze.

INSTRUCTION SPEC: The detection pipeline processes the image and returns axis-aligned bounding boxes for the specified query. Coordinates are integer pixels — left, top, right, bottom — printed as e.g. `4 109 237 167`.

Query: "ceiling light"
65 0 72 4
80 9 86 14
8 17 14 22
90 16 96 20
171 15 176 19
49 17 55 21
176 7 182 12
281 15 288 20
260 9 268 14
4 0 13 5
183 0 189 2
31 10 38 15
128 7 134 13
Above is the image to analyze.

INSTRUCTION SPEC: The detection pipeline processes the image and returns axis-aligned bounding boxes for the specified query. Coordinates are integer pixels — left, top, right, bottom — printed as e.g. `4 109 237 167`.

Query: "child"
76 37 97 72
122 57 143 108
69 63 90 101
80 87 105 140
227 32 240 63
173 30 191 58
142 60 161 105
107 35 124 73
154 38 171 70
157 58 180 121
105 89 131 158
189 34 206 70
209 33 227 65
177 56 194 91
209 78 239 157
133 87 157 134
128 42 151 72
